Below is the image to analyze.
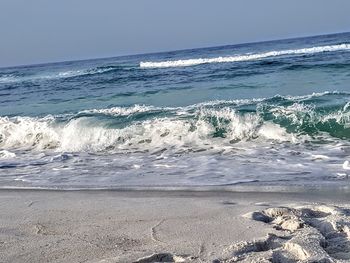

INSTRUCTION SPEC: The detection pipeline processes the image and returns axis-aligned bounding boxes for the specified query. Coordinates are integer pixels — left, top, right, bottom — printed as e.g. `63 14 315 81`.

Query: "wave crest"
80 104 160 116
140 43 350 68
0 66 117 84
2 92 350 153
0 108 294 153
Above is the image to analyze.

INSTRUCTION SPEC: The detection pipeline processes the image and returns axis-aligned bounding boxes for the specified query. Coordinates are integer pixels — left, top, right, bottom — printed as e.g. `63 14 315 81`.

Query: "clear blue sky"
1 0 349 67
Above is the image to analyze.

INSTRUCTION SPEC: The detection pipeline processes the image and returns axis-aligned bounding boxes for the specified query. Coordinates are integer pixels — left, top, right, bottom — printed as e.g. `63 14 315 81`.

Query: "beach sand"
1 189 350 262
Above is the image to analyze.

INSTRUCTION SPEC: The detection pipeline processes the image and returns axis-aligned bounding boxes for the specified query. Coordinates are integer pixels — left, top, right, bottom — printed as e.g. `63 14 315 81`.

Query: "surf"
140 43 350 68
1 92 350 154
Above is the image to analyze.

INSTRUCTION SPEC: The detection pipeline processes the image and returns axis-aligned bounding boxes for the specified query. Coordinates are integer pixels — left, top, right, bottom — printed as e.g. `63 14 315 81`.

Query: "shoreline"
1 189 350 262
1 180 350 194
1 186 350 197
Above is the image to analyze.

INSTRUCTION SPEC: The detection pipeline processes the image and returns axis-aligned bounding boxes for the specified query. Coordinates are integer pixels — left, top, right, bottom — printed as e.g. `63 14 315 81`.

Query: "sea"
1 32 350 190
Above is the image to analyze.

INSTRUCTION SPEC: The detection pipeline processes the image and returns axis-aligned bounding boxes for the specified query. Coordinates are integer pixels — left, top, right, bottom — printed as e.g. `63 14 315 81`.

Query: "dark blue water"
1 32 350 189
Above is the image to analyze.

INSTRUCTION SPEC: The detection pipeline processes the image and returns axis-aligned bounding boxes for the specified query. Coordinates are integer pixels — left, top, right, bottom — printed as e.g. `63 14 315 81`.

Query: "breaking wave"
140 43 350 68
0 109 295 153
1 92 350 154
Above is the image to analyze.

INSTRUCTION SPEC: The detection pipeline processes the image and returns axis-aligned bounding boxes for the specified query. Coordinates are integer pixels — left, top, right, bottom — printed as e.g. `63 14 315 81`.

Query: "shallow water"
1 32 350 189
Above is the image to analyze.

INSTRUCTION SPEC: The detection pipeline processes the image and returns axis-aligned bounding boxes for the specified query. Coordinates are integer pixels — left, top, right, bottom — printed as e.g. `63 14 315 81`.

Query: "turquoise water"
1 32 350 189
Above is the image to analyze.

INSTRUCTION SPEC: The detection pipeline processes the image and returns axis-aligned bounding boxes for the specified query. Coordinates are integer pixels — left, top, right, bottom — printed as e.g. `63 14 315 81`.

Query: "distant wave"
0 66 116 84
140 43 350 68
0 74 18 83
55 66 116 79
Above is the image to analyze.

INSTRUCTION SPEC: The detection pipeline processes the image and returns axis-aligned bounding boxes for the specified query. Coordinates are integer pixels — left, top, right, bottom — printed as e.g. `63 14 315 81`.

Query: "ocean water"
1 32 350 190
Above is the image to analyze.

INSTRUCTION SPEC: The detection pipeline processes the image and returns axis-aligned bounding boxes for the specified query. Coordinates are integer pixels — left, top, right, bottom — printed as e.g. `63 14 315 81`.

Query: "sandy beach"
1 189 350 262
2 1 350 262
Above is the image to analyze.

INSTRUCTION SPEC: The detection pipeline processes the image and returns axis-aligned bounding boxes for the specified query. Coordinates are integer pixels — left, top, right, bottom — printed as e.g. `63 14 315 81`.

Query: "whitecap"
0 92 347 154
0 66 115 83
80 104 160 116
0 150 16 159
140 43 350 68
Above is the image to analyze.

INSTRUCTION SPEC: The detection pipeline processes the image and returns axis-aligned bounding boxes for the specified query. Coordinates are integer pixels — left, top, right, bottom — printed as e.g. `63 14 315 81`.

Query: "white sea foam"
0 74 18 83
269 99 350 128
56 67 115 79
79 99 265 117
0 67 115 84
78 91 340 117
0 150 16 159
0 108 297 153
140 43 350 68
80 104 161 116
0 92 347 153
282 91 342 101
269 103 316 126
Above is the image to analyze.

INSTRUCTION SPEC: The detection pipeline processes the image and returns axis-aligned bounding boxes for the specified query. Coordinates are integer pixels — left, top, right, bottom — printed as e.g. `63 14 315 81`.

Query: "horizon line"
1 31 349 70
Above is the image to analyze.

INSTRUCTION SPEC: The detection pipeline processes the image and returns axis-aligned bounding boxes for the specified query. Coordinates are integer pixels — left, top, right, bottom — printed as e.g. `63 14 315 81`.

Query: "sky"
0 0 349 68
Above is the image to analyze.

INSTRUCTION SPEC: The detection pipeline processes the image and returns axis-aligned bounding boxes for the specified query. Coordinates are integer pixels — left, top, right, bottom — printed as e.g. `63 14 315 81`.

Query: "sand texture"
1 189 350 262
